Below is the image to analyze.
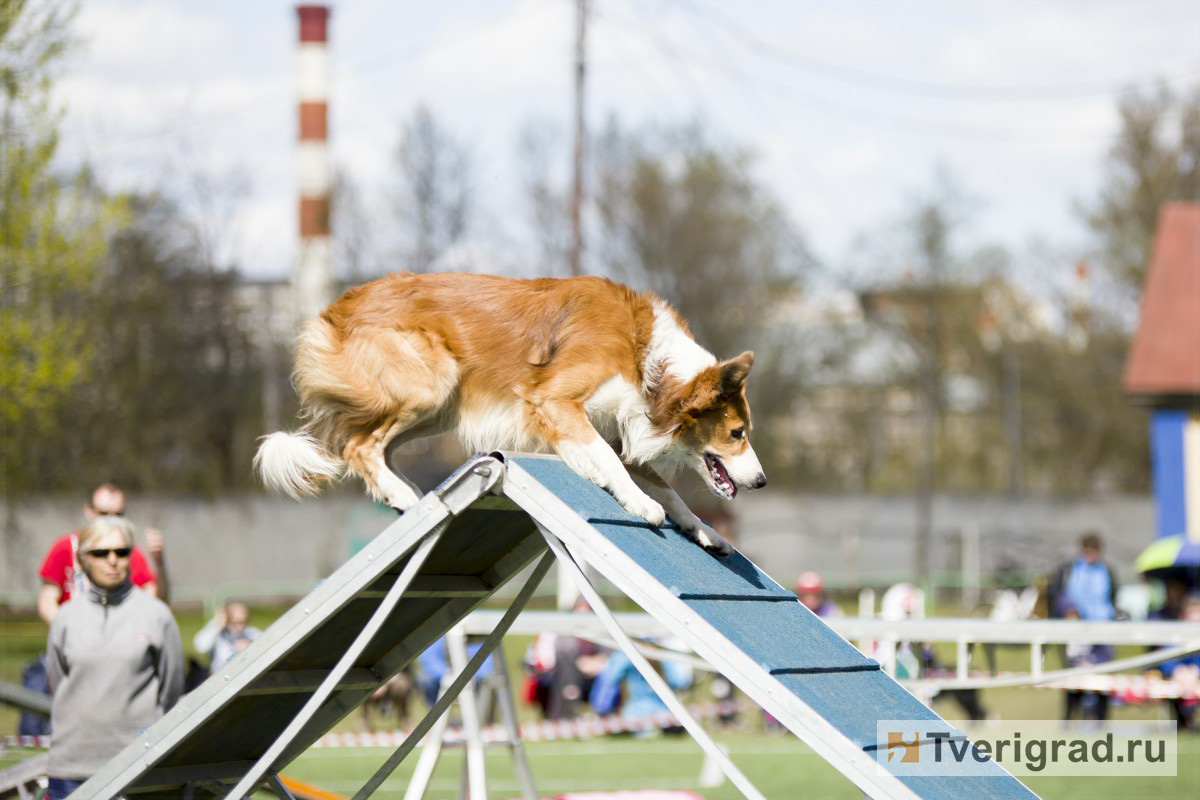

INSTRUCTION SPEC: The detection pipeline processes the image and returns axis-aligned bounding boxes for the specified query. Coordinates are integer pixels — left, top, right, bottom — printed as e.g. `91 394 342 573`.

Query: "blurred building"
1124 202 1200 564
773 278 1055 492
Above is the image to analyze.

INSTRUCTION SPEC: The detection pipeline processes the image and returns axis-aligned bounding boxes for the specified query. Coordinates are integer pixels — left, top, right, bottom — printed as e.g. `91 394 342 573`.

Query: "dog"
255 273 766 556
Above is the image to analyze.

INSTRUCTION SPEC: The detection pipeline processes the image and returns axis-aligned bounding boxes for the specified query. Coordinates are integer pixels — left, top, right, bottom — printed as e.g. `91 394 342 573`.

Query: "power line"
614 1 1184 144
56 4 516 158
590 3 842 286
598 2 864 237
687 0 1200 102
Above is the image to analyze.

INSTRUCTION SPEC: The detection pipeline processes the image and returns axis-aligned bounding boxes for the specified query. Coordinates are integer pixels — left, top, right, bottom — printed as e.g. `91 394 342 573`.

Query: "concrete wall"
1 489 1154 609
736 492 1155 591
0 493 398 608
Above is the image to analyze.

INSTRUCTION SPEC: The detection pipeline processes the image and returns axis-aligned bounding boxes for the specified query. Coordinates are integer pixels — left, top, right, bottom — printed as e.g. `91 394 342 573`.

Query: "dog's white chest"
585 377 669 463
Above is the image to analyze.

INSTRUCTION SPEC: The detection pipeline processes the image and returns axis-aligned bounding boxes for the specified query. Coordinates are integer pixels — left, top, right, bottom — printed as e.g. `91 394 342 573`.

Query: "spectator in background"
45 516 183 799
1151 593 1200 730
589 648 691 735
523 596 609 720
795 571 841 618
1047 532 1119 722
37 483 169 625
1149 576 1190 622
193 601 262 672
21 483 170 736
417 636 494 710
1047 531 1119 623
1061 605 1114 721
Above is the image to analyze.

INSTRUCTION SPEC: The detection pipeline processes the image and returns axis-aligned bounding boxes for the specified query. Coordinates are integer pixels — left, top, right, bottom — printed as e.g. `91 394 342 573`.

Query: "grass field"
2 606 1196 798
277 732 1200 800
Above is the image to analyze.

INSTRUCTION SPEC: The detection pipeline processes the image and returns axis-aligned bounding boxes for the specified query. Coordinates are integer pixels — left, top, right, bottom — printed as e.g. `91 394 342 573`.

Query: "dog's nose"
752 473 767 489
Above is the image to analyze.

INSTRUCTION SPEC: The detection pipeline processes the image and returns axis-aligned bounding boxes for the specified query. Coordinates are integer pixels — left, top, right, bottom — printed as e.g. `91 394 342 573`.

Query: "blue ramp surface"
502 454 1037 800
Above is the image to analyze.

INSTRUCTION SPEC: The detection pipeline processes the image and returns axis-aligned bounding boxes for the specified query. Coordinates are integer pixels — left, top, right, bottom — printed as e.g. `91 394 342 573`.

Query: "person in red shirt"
36 484 169 625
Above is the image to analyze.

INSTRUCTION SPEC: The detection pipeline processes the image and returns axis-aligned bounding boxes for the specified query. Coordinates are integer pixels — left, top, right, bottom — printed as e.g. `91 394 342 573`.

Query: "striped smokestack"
294 4 334 326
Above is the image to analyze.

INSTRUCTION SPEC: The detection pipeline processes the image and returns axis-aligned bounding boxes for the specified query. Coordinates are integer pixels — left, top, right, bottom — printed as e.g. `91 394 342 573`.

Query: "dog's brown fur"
256 273 766 555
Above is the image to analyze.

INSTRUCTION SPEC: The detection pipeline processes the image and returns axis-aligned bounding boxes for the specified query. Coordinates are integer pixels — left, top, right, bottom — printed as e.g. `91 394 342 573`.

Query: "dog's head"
665 350 767 500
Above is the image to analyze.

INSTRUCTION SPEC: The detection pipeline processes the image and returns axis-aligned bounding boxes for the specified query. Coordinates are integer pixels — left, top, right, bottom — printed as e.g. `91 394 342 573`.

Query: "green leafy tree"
1 0 119 510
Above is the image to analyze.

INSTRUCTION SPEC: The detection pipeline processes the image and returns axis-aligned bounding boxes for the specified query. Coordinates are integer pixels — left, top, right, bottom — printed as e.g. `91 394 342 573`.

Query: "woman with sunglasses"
44 516 183 799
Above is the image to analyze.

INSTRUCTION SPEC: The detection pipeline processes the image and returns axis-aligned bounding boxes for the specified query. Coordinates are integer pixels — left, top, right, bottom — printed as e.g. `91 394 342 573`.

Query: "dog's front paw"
621 494 666 526
681 520 733 558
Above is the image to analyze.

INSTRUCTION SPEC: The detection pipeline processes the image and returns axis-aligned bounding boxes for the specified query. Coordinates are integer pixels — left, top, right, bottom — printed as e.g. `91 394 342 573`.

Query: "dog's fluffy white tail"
254 431 342 499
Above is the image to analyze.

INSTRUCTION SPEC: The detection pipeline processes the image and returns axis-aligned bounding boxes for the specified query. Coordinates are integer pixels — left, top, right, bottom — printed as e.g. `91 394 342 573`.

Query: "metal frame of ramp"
76 456 551 799
500 454 1037 800
73 452 1036 799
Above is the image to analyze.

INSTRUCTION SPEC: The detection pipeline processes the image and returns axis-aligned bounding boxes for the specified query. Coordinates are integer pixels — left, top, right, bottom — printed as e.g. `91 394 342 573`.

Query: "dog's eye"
731 427 745 440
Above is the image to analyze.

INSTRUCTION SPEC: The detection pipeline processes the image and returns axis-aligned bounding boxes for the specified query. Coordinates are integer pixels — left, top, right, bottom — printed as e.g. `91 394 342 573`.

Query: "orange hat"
795 571 824 594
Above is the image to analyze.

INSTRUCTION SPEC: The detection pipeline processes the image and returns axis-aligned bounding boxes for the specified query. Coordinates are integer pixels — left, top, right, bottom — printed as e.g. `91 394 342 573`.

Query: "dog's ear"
671 366 723 424
659 352 755 431
719 351 754 396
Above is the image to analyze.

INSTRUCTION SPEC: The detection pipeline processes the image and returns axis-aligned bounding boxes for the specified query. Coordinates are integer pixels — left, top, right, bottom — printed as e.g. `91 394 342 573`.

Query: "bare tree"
391 105 473 271
593 120 812 475
1081 83 1200 302
517 119 573 276
332 170 378 281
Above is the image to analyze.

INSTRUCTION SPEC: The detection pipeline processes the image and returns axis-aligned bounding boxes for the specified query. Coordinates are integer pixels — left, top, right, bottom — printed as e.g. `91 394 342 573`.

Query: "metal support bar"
536 523 766 800
226 528 447 799
265 773 298 800
446 627 487 800
490 640 538 800
401 682 454 800
353 549 556 800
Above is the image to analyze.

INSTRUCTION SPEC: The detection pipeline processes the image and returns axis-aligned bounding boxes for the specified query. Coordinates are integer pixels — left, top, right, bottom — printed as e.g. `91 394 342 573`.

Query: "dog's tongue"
714 458 736 498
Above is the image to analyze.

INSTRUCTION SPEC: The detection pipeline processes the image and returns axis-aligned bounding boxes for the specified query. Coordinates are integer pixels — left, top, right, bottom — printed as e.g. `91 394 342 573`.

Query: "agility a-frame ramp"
76 453 1037 800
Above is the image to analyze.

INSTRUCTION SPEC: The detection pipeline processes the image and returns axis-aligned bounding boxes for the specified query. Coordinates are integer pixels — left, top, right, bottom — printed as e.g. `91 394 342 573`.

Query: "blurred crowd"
16 489 1198 796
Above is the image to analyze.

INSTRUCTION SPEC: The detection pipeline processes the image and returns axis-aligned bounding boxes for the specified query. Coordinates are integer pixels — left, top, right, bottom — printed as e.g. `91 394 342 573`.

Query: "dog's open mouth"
704 453 737 499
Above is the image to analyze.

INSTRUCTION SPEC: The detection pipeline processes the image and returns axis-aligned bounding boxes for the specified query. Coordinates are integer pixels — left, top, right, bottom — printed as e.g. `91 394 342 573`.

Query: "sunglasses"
84 547 132 559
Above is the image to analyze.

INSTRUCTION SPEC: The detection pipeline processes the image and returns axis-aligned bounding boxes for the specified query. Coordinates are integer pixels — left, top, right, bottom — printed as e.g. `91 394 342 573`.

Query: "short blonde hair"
77 515 135 554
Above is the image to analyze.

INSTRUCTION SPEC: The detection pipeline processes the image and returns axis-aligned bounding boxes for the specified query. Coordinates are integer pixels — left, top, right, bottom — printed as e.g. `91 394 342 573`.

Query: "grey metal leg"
265 773 298 799
490 642 538 800
226 526 448 799
353 549 556 800
536 523 767 800
446 628 487 800
402 690 453 800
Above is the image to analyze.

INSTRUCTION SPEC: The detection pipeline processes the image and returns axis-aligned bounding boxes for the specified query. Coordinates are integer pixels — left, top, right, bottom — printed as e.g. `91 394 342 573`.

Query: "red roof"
1124 203 1200 398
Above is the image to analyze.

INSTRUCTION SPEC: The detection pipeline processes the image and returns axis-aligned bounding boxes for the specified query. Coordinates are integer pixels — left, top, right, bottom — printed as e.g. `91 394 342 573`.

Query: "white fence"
462 610 1200 695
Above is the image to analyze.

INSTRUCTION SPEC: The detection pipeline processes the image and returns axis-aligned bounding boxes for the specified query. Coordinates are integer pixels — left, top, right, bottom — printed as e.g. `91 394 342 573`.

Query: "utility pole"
568 0 588 277
914 206 948 592
559 1 590 609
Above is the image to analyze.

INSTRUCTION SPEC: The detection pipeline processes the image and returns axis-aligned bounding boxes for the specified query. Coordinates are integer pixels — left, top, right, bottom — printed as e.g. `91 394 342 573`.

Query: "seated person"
193 601 262 672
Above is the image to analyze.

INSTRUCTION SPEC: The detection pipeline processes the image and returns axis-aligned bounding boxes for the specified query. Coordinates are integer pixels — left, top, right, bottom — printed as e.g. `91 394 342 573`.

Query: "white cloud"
75 1 225 70
44 0 1200 280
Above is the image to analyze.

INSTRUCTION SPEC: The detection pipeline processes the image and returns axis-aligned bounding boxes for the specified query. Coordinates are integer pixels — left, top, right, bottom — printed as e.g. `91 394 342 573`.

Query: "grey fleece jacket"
46 581 183 780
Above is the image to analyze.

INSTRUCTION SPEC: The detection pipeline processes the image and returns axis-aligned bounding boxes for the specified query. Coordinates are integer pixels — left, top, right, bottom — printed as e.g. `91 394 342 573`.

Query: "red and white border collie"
255 273 766 556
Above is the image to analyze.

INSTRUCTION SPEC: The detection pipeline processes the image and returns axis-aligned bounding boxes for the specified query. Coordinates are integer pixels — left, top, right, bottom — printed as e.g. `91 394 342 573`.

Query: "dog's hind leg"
335 328 458 510
627 464 733 557
343 416 425 510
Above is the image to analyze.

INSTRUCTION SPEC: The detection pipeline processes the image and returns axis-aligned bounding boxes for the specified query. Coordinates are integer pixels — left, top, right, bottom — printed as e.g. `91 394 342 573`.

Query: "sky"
54 0 1200 287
